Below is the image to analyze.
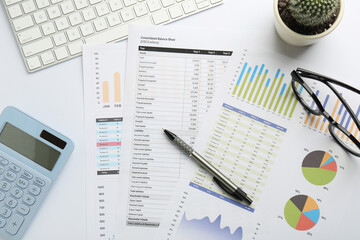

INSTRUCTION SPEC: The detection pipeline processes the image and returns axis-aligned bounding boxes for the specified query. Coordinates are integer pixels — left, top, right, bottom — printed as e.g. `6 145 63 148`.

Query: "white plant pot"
274 0 345 46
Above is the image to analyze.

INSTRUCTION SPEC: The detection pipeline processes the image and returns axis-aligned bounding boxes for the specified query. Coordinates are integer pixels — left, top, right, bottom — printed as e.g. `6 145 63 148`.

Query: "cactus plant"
289 0 340 27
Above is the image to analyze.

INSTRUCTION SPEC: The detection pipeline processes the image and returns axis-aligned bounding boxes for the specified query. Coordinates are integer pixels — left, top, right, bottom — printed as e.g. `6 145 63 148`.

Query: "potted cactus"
274 0 344 46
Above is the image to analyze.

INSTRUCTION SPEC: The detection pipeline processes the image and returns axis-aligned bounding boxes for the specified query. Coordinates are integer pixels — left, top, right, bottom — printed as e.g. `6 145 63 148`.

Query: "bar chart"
231 62 298 119
302 93 360 141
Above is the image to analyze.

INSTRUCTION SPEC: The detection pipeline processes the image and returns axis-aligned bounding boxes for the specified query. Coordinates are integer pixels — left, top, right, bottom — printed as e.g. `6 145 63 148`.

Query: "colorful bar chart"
303 93 360 141
231 62 298 118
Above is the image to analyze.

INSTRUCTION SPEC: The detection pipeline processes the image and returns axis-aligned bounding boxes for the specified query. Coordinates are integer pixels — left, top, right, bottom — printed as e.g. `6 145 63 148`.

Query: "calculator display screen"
0 123 60 171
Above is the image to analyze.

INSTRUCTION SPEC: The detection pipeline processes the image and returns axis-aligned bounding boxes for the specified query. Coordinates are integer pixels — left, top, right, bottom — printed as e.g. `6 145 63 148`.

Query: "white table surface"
0 0 359 239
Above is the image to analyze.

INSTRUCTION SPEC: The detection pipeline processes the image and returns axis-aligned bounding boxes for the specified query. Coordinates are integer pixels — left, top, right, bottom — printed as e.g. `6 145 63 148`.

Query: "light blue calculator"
0 107 74 240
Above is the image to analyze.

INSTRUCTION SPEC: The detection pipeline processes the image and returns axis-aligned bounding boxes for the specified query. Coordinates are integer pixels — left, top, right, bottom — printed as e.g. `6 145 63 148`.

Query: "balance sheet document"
119 25 246 238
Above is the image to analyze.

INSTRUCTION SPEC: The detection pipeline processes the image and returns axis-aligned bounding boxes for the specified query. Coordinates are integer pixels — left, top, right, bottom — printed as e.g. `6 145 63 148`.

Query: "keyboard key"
74 0 88 9
60 1 75 14
42 22 56 35
34 177 45 187
9 163 20 173
0 166 4 175
22 170 33 179
182 0 197 14
17 204 30 215
68 40 83 55
13 15 34 31
22 38 53 57
133 3 148 17
26 56 42 70
82 8 96 21
5 171 17 182
169 5 183 19
28 185 41 196
94 18 108 32
0 181 11 191
35 0 50 8
5 197 18 208
5 0 22 6
40 51 55 65
152 9 169 24
54 46 69 60
0 158 9 165
69 12 83 26
120 8 135 22
0 207 11 218
196 0 210 9
11 187 24 199
0 192 5 201
107 13 121 27
55 17 70 31
6 214 24 235
123 0 136 7
16 177 29 189
47 5 61 19
33 10 48 24
53 32 67 46
96 3 110 16
147 0 162 12
108 0 123 11
80 23 94 36
22 0 36 13
67 27 81 41
8 5 23 18
161 0 175 7
0 218 5 228
23 194 35 205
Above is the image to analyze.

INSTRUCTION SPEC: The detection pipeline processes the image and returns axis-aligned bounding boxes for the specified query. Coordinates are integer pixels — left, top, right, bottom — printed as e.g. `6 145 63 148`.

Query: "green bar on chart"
248 64 265 101
238 67 252 97
289 97 299 118
274 83 287 112
279 85 292 114
284 92 295 116
263 69 280 108
243 65 258 99
259 78 271 106
269 73 284 110
232 62 248 95
253 69 268 104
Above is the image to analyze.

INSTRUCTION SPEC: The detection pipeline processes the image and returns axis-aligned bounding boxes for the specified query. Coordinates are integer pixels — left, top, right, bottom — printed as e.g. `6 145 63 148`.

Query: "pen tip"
163 129 175 140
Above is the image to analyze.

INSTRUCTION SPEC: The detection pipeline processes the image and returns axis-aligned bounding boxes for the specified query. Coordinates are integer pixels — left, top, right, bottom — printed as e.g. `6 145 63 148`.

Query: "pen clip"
213 177 243 201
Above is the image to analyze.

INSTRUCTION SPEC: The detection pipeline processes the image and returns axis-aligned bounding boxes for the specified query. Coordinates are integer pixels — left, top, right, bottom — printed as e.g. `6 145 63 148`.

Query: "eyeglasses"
291 68 360 157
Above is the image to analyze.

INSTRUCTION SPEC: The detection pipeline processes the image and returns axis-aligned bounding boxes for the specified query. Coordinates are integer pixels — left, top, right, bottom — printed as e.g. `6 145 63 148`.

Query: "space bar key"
85 25 128 44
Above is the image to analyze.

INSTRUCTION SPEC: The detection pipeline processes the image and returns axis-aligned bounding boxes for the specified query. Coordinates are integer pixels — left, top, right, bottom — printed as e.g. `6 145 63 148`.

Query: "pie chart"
284 195 320 231
302 150 337 185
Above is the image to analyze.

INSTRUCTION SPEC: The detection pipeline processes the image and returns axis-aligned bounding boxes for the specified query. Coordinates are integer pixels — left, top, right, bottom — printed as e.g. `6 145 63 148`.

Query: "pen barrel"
173 136 194 156
191 151 238 192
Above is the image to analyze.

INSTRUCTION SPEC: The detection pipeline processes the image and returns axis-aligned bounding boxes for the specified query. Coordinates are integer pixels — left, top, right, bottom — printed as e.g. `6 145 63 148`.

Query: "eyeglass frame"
291 68 360 157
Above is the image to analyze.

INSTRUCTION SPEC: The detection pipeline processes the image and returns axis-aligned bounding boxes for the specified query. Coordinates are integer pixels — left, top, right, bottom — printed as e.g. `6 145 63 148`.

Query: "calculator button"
0 181 11 191
16 178 29 189
9 163 21 173
0 158 9 166
34 177 45 186
23 194 35 206
5 171 17 182
28 185 41 196
0 166 4 175
11 187 23 199
0 207 12 218
17 204 30 215
5 197 18 208
0 217 5 228
6 214 24 235
0 192 5 201
22 170 33 179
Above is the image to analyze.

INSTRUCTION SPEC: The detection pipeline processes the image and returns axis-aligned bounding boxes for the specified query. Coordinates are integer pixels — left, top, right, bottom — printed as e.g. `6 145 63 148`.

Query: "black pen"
163 129 252 205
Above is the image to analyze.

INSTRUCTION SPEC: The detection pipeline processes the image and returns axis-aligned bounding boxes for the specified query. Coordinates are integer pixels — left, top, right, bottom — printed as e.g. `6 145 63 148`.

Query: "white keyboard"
2 0 223 72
